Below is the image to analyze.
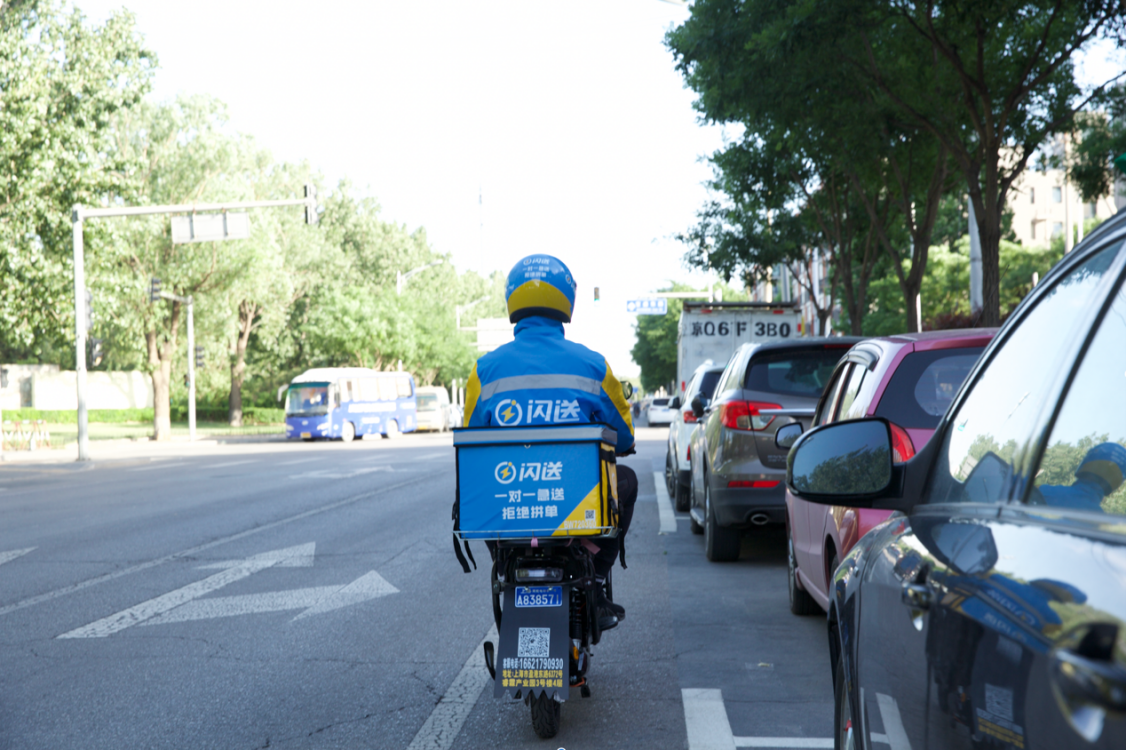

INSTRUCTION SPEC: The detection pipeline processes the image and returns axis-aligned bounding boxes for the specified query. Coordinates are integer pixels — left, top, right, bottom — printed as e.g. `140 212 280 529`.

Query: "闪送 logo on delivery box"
495 461 516 484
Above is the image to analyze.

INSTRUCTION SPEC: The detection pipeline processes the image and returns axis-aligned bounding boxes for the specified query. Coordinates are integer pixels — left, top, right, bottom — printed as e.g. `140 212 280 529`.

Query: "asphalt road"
0 426 833 749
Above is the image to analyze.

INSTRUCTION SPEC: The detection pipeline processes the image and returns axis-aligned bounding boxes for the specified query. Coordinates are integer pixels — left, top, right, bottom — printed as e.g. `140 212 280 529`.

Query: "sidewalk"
0 432 286 465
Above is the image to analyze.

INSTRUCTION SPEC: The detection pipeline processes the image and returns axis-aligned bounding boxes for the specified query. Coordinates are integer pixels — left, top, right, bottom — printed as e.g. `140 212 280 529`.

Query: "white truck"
676 301 802 396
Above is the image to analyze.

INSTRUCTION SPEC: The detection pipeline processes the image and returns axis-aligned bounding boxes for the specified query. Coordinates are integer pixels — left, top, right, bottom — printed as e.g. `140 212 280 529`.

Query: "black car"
688 337 862 561
785 215 1126 748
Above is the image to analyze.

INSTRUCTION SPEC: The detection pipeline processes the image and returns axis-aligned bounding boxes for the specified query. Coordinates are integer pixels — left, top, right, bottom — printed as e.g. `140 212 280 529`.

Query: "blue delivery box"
454 424 620 540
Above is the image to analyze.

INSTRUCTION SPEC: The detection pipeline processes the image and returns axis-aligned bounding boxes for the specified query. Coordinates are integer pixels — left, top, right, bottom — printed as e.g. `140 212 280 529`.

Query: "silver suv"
666 362 725 511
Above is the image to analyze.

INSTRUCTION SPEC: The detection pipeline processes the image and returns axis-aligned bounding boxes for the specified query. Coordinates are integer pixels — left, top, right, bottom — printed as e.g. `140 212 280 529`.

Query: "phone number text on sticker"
514 586 563 608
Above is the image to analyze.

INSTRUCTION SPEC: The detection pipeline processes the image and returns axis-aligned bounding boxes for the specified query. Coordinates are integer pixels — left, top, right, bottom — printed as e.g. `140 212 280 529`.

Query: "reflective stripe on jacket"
463 316 635 454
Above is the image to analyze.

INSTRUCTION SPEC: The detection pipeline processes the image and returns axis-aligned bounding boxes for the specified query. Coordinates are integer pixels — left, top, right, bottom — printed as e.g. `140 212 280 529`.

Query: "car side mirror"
690 395 705 419
775 422 802 450
621 381 634 400
669 396 681 410
787 419 893 501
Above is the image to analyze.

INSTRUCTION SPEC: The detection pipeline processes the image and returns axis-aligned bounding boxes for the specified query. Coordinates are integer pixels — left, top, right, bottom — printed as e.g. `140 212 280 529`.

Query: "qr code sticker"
518 627 550 658
585 510 596 521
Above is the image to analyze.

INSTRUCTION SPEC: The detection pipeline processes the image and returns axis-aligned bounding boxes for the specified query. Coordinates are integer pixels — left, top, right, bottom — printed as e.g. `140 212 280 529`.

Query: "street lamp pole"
396 260 444 295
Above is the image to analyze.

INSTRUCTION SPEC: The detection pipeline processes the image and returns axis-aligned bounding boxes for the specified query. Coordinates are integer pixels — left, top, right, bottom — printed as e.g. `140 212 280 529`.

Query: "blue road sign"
626 298 668 315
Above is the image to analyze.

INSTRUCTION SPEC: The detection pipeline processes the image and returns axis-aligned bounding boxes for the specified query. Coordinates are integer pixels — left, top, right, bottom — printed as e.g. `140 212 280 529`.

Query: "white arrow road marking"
289 466 394 480
0 548 35 567
407 623 499 750
141 571 398 625
682 688 833 750
653 471 677 533
57 543 314 639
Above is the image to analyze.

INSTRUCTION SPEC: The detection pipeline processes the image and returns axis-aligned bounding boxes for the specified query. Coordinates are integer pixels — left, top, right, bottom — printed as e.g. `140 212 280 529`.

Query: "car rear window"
695 370 722 400
652 399 669 407
744 349 844 397
874 347 984 429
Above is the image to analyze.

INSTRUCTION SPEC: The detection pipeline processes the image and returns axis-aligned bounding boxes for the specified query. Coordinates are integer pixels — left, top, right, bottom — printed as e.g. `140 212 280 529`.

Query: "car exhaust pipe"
750 513 770 526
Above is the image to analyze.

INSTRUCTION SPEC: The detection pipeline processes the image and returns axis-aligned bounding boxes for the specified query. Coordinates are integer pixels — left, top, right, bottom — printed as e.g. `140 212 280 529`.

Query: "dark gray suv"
687 338 861 561
787 214 1126 749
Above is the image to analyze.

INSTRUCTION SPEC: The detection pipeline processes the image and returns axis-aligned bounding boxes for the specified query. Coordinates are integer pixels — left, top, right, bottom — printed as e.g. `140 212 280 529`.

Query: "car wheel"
382 419 401 440
834 649 856 750
704 481 741 562
788 533 819 616
674 481 690 513
341 421 355 443
665 451 677 495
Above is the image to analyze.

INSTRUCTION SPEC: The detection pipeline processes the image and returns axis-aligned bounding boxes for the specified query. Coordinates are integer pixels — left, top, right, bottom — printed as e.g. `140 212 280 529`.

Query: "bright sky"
78 2 1124 379
80 0 725 377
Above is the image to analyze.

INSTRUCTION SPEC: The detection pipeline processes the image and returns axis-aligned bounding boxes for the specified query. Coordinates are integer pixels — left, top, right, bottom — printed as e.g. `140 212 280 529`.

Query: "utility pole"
71 188 317 461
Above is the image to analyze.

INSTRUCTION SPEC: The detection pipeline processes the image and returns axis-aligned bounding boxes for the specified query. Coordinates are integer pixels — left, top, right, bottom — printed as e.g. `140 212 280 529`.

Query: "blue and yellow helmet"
505 255 577 323
1076 442 1126 494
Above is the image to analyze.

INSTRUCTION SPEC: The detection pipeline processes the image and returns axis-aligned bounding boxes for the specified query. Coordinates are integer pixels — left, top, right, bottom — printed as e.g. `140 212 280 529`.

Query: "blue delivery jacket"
463 316 635 454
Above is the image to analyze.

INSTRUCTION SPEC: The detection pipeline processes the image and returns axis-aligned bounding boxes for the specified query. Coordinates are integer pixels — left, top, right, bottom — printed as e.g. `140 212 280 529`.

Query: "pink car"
785 329 996 615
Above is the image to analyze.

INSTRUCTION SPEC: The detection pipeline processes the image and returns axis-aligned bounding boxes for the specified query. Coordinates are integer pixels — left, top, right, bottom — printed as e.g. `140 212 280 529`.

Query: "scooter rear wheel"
530 692 561 739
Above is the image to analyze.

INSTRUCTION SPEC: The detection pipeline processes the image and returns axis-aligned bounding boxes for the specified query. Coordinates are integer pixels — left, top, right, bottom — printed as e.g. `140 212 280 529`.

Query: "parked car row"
663 213 1126 749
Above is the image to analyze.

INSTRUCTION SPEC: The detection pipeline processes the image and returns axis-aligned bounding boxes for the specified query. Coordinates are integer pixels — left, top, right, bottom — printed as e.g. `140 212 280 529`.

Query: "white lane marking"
141 570 399 625
412 452 448 460
683 688 737 750
58 543 315 638
870 734 890 744
734 739 833 748
875 693 913 750
0 548 36 566
289 466 394 480
653 471 677 534
735 740 833 748
199 544 315 569
128 463 187 472
204 459 256 469
0 476 425 619
284 457 320 466
407 623 499 750
683 688 833 750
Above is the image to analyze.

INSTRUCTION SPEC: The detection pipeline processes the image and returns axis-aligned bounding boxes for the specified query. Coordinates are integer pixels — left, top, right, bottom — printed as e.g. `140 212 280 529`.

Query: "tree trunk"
967 158 1003 326
817 308 832 336
228 301 257 427
147 300 181 441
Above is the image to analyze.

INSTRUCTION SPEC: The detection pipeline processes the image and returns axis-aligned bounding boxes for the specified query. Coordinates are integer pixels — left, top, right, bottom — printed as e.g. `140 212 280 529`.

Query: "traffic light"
150 277 162 303
89 339 104 367
304 184 317 225
83 289 94 332
195 345 205 369
594 287 600 302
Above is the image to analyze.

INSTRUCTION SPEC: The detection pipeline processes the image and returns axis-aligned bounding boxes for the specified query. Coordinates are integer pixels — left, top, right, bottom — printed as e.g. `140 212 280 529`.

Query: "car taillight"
686 445 691 460
719 401 782 431
890 423 916 463
683 410 697 423
727 480 780 488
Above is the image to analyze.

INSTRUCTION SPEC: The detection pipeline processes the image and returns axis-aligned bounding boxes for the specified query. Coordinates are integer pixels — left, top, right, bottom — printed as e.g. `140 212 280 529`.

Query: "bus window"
396 376 413 397
378 377 398 402
340 380 353 403
286 385 330 416
358 378 378 402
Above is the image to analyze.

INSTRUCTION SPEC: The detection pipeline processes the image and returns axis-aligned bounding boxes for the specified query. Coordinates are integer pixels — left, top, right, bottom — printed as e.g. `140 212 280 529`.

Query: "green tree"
0 0 154 362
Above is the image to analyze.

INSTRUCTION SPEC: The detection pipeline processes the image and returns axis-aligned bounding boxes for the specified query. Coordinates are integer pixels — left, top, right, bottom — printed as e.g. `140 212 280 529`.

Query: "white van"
415 386 451 432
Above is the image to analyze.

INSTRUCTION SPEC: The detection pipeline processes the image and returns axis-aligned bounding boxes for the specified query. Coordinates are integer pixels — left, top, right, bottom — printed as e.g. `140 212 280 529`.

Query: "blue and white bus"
283 367 417 442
